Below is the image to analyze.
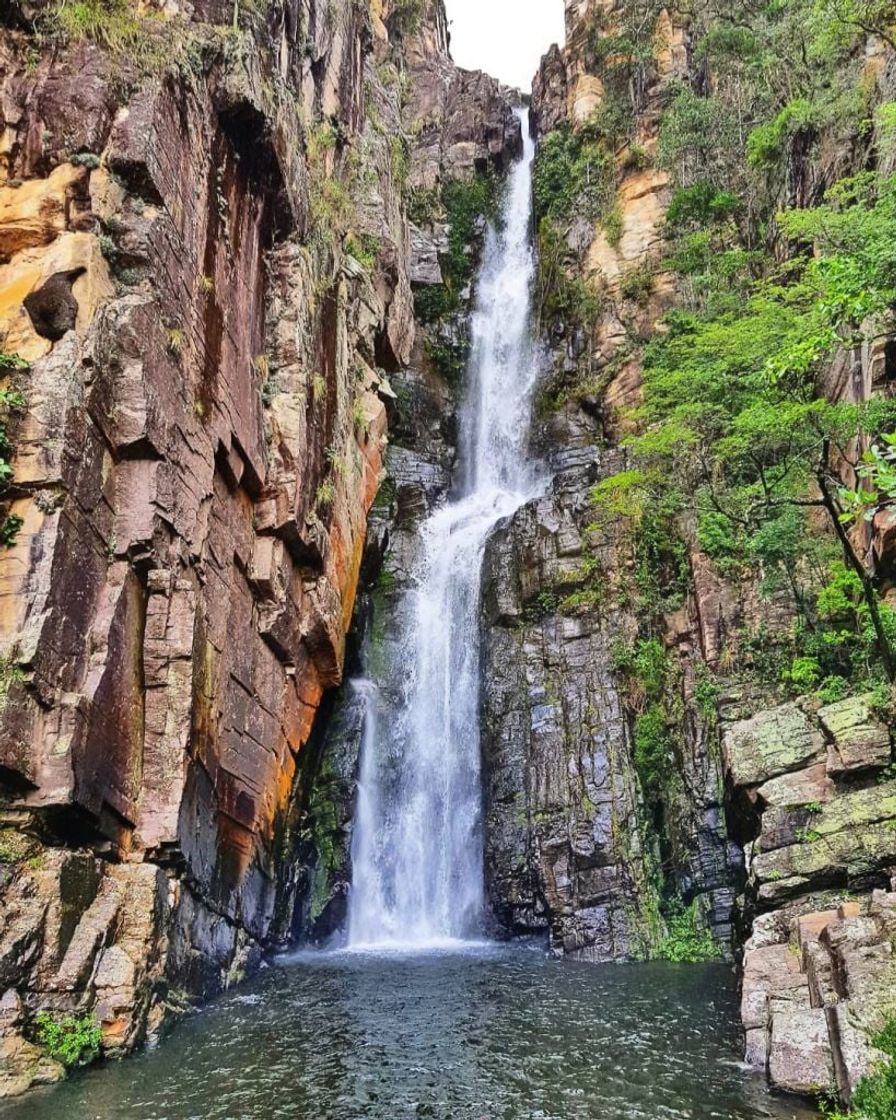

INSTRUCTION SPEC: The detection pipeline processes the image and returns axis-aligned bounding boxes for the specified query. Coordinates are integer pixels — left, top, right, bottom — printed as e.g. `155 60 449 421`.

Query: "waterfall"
347 110 539 949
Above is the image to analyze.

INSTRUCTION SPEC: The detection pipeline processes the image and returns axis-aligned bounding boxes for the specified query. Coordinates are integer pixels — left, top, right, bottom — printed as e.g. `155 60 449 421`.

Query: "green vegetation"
410 172 501 380
0 353 27 550
34 1011 102 1068
824 1014 896 1120
413 173 500 325
388 0 423 38
0 828 33 863
594 170 896 692
532 124 615 226
611 637 678 807
302 756 344 924
656 900 721 963
344 232 379 272
48 0 142 50
536 217 602 330
304 118 386 275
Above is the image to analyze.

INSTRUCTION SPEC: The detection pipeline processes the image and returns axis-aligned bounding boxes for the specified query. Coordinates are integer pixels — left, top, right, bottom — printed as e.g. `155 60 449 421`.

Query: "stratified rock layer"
0 0 519 1096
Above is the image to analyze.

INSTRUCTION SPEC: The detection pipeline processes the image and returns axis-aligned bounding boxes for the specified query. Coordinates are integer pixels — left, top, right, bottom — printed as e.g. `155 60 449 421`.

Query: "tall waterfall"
348 110 539 949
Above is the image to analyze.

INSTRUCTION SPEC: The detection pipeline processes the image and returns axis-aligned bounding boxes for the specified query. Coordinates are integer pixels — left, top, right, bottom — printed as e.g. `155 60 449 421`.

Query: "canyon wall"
511 0 896 1106
0 0 518 1095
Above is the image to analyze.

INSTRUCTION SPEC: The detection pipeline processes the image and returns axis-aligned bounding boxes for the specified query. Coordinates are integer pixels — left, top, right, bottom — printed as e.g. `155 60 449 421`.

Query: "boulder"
768 1008 836 1096
818 694 892 777
724 703 826 789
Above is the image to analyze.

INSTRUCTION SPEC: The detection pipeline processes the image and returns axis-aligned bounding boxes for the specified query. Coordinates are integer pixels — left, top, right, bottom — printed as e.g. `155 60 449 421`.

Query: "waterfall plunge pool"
3 944 819 1120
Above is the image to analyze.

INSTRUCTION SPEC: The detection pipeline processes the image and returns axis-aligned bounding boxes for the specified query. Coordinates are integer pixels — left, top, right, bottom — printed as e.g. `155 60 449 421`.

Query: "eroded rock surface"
0 0 519 1096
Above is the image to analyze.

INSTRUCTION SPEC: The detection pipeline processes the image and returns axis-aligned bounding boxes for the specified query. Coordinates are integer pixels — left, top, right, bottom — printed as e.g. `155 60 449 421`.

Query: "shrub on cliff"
596 172 896 684
0 352 26 550
532 125 614 224
35 1011 103 1068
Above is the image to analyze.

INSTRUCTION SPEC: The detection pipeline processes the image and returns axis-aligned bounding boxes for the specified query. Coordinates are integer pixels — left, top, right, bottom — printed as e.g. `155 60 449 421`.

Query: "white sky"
444 0 566 92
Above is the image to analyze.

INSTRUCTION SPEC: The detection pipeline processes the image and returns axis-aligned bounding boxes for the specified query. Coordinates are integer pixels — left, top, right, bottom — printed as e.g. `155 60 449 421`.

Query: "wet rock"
22 266 85 339
479 489 663 959
0 0 523 1097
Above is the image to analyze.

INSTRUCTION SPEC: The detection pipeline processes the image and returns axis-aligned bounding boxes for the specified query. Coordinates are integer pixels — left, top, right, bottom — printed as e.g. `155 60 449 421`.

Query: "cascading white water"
348 110 539 949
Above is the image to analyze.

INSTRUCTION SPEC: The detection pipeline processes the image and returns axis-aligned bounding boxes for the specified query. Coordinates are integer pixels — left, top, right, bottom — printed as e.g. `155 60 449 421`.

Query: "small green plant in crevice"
524 589 560 622
0 514 23 548
619 259 657 304
407 184 441 225
315 479 336 509
604 203 624 248
0 354 27 550
0 828 33 863
344 232 379 272
165 326 185 356
655 899 721 963
822 1013 896 1120
69 151 101 170
34 1011 102 1068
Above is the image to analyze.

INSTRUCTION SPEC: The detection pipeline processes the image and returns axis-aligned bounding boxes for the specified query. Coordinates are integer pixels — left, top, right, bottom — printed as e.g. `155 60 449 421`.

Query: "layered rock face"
478 0 737 965
480 455 666 958
520 0 896 1106
0 0 518 1095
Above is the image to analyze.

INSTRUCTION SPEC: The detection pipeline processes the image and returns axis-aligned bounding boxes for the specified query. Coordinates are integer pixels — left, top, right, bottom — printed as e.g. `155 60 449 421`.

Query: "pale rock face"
0 231 114 361
584 167 670 292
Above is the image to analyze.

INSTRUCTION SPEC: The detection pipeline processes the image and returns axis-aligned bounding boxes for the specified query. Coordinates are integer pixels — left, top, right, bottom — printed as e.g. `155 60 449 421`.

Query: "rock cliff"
519 0 896 1109
0 0 518 1095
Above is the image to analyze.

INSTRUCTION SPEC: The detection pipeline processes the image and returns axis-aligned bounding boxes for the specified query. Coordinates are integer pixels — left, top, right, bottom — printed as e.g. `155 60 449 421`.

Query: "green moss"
304 758 343 924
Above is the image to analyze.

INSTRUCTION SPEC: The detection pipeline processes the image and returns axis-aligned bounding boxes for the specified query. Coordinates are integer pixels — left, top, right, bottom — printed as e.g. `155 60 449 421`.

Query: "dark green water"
4 944 819 1120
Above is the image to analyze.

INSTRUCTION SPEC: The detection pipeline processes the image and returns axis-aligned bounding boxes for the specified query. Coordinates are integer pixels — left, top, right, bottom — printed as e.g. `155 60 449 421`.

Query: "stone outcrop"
742 889 896 1101
723 694 896 1095
479 459 662 958
0 0 519 1096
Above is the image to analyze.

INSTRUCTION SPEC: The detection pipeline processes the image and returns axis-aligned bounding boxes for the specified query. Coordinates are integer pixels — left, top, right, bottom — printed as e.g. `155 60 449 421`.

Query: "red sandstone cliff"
0 0 519 1094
